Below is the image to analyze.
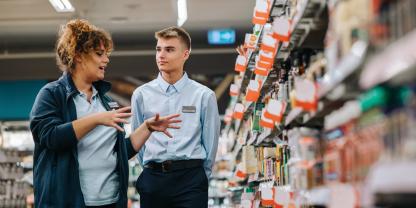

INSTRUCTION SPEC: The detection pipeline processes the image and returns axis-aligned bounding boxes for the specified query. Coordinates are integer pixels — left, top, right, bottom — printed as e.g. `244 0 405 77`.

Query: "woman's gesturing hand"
145 113 181 138
98 106 132 131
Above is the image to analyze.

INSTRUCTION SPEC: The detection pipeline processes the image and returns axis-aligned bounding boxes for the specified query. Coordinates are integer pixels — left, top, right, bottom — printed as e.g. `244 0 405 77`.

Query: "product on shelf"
213 0 416 207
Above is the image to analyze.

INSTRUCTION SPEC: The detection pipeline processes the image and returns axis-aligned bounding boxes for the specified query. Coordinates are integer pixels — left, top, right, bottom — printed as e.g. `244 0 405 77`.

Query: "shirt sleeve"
201 91 220 178
131 89 145 166
29 86 78 152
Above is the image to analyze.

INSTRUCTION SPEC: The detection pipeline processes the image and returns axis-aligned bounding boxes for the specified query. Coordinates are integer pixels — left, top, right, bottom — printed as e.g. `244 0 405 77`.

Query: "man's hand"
145 113 181 138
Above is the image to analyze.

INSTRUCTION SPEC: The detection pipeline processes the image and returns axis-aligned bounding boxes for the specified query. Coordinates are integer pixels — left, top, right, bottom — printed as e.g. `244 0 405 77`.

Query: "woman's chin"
93 75 105 82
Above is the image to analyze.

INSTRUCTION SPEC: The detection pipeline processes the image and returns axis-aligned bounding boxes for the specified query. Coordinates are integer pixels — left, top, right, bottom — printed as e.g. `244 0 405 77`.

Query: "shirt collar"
91 86 98 98
157 72 189 93
59 72 111 100
78 85 98 99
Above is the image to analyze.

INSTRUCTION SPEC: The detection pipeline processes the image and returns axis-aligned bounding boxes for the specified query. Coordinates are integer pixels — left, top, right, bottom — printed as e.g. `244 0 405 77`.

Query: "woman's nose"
103 55 110 63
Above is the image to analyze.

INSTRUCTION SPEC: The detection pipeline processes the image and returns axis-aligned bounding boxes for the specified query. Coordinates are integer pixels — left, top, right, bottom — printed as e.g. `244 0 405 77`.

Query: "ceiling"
0 0 254 35
0 0 255 80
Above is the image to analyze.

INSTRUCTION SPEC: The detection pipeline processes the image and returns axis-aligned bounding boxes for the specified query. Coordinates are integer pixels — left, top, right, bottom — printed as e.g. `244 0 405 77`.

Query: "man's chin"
159 68 172 73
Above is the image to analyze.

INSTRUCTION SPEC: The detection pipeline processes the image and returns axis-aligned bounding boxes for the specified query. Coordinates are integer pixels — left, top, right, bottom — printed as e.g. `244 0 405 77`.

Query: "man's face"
156 37 189 73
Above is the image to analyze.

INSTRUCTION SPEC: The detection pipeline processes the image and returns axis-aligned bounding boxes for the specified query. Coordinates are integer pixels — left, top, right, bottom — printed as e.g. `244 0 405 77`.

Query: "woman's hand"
96 106 132 131
145 113 181 138
73 106 132 140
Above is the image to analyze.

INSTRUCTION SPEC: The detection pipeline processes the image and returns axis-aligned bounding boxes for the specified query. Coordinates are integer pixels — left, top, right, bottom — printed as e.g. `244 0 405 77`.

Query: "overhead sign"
208 29 236 45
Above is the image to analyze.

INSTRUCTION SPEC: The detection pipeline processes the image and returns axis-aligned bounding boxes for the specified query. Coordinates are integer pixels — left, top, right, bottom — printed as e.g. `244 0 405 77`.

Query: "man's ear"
184 49 190 60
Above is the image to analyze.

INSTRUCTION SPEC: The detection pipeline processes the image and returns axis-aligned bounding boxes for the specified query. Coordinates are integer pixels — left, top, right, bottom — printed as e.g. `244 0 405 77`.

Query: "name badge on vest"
182 106 196 113
108 102 120 109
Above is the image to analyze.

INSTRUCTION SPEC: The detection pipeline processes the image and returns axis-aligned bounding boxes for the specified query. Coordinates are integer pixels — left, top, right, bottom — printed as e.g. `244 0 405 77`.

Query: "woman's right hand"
96 106 132 131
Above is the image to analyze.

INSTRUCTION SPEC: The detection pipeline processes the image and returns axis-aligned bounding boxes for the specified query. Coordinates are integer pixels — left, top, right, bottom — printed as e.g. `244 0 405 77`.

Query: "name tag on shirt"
108 102 120 109
182 106 196 113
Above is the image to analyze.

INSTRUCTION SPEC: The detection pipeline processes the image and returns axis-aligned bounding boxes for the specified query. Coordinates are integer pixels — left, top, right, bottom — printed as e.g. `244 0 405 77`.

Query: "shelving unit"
0 121 33 207
214 0 416 207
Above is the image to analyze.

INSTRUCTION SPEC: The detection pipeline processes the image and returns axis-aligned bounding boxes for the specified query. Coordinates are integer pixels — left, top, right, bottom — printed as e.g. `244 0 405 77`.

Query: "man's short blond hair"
155 26 191 51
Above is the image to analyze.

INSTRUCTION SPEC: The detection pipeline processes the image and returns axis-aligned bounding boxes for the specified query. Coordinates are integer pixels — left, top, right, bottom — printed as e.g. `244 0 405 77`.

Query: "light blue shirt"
131 73 220 178
73 87 119 206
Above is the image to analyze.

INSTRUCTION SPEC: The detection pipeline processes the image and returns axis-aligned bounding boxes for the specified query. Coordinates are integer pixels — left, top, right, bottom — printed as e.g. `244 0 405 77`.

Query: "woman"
29 19 179 208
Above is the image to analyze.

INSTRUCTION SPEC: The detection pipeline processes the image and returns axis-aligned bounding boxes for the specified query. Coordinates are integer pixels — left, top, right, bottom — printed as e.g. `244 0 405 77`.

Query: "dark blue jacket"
30 73 137 208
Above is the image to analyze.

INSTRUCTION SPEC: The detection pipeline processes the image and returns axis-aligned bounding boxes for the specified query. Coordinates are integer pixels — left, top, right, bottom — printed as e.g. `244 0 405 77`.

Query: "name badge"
182 106 196 113
108 102 120 109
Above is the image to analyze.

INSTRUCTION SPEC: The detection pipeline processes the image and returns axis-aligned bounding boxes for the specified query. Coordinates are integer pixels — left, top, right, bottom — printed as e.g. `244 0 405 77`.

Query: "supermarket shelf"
209 193 230 199
212 171 234 180
231 143 243 161
301 186 330 206
256 125 283 145
235 47 285 130
235 24 265 96
230 0 328 127
318 40 368 99
0 150 22 163
227 186 244 192
285 96 354 128
232 26 265 112
360 28 416 89
367 161 416 194
269 0 286 18
249 177 276 184
284 106 320 128
285 108 303 127
219 1 416 207
229 0 328 127
291 0 326 32
286 0 327 52
247 172 278 184
246 132 258 146
283 40 368 128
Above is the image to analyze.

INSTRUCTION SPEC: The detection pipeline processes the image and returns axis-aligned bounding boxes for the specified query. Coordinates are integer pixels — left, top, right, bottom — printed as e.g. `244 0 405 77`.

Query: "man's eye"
96 52 103 56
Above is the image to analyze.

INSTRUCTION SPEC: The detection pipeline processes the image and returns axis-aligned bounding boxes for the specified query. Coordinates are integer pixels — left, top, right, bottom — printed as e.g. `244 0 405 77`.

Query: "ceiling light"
49 0 75 13
177 0 187 27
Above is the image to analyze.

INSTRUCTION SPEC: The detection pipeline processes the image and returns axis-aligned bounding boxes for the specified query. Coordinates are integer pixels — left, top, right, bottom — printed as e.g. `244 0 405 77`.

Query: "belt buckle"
161 160 172 172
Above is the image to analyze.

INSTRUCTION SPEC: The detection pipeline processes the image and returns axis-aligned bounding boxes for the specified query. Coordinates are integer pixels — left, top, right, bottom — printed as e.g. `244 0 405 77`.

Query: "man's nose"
158 50 167 59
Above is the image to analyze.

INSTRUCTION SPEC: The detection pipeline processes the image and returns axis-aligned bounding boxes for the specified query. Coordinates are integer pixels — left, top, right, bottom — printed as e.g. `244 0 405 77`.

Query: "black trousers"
136 166 208 208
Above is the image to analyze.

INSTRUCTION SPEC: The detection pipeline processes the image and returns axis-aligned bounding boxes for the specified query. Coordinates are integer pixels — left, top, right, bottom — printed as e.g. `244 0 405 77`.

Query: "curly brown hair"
55 19 113 73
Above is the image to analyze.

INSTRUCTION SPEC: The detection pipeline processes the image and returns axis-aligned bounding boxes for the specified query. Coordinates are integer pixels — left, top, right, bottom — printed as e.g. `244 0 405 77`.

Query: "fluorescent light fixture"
49 0 75 12
177 0 187 26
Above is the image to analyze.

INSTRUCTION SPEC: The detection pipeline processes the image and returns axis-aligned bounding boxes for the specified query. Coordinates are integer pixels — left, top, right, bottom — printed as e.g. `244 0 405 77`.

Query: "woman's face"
76 42 110 82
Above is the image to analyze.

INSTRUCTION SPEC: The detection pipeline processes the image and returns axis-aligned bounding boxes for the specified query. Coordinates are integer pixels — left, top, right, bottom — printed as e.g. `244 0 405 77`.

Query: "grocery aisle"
209 0 416 207
1 0 416 207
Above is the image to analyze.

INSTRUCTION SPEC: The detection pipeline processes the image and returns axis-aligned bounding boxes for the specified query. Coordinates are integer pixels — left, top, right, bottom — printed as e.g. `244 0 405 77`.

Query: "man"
131 26 220 208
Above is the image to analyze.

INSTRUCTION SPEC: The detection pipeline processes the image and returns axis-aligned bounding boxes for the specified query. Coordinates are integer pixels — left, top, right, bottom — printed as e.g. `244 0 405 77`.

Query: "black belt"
86 203 116 208
144 159 203 172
